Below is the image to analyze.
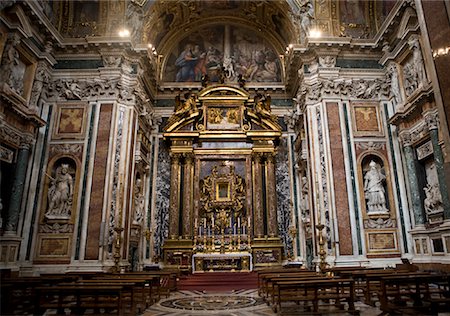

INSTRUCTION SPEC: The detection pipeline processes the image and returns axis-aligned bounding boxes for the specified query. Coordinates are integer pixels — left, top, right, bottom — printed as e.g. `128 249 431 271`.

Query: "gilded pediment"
163 85 281 137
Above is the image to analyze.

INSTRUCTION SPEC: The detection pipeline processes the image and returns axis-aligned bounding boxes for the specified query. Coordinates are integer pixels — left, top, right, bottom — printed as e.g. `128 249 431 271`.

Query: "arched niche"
41 156 78 222
358 153 393 218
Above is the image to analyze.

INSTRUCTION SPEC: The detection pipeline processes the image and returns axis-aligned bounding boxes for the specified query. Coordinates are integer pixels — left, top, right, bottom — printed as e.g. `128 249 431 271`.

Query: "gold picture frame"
216 181 231 201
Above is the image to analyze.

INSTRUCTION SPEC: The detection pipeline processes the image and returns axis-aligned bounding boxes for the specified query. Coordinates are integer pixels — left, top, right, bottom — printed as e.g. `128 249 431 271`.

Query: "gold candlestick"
316 224 327 274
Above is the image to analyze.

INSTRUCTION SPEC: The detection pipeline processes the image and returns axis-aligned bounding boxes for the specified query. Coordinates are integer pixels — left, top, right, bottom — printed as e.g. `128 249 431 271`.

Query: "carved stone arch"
357 151 394 219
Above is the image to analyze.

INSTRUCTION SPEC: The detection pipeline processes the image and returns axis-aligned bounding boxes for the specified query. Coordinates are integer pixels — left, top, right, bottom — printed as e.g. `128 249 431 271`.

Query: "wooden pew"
378 273 450 314
259 272 319 302
272 277 359 315
34 284 130 316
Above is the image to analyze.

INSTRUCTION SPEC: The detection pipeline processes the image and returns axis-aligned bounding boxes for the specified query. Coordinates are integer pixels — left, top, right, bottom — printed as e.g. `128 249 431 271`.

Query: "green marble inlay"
75 104 96 260
54 59 103 69
384 103 408 252
343 103 363 255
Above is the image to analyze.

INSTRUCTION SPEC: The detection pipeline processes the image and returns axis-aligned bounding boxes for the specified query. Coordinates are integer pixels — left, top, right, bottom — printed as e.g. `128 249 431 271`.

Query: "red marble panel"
326 102 353 255
85 104 113 260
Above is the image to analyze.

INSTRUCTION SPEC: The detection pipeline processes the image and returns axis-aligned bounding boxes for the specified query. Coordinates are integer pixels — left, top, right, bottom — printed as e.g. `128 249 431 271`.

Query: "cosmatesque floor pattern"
142 289 385 316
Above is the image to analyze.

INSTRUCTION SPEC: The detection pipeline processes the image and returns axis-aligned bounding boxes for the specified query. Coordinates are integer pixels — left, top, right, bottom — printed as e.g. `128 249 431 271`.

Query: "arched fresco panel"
163 24 282 84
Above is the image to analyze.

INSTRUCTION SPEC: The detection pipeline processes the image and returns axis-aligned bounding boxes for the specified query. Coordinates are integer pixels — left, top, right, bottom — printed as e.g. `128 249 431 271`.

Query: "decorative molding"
364 218 397 229
0 145 14 163
356 142 386 151
302 77 390 105
416 140 433 161
0 122 34 148
49 144 83 155
39 223 74 234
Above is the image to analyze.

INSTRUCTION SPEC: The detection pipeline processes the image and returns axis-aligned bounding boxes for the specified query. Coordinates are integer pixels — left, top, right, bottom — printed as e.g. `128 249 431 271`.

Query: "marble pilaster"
5 143 31 233
252 153 264 237
182 153 194 237
169 153 181 238
265 153 278 237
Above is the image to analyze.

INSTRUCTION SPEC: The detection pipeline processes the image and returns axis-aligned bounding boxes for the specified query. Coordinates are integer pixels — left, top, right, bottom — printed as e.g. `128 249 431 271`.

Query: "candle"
204 218 206 229
233 224 236 235
199 226 202 237
194 218 197 228
230 217 232 228
247 216 250 227
238 217 241 228
212 216 215 227
243 226 246 235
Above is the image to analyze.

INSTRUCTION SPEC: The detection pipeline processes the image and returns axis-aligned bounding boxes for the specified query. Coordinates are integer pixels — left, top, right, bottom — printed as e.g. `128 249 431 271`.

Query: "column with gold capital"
183 153 194 238
265 153 278 237
169 153 182 238
252 153 264 237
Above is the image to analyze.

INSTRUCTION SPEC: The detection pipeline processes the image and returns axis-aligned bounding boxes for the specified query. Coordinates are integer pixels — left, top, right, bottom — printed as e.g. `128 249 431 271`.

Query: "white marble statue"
423 163 443 216
45 164 73 218
364 161 389 215
387 63 402 105
133 178 145 224
298 0 314 42
408 35 427 89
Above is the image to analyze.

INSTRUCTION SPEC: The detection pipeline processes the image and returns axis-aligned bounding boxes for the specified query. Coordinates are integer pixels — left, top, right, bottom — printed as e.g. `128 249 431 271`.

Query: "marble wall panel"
153 139 171 260
85 104 113 260
326 102 353 255
276 137 293 258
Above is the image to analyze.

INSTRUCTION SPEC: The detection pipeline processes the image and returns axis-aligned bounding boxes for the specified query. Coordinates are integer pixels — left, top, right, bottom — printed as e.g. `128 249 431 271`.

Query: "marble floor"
142 289 384 316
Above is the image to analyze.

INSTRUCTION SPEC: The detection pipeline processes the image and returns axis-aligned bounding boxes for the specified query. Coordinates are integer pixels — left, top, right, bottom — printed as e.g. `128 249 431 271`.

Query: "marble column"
402 134 426 225
182 153 194 237
425 112 450 219
265 153 278 237
252 153 264 237
168 153 181 238
5 142 31 232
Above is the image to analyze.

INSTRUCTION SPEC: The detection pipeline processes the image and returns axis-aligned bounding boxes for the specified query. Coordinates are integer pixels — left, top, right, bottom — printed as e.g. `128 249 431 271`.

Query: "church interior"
1 0 450 315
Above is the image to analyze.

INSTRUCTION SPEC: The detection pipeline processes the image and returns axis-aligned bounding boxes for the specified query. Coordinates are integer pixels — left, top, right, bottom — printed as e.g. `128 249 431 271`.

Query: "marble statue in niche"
363 160 389 215
45 163 74 219
423 162 444 220
133 177 145 225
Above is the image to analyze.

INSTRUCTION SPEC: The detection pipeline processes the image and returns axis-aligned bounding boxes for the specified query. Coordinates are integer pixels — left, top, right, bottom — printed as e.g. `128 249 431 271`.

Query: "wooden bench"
272 277 359 315
378 273 450 315
34 284 130 315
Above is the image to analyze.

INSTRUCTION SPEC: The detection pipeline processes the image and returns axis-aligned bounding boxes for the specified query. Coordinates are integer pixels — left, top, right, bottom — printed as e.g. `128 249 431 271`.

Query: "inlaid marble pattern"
275 137 293 257
153 139 171 260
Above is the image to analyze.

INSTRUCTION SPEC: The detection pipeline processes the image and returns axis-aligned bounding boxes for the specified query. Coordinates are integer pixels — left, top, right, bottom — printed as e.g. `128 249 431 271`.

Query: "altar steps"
177 272 258 292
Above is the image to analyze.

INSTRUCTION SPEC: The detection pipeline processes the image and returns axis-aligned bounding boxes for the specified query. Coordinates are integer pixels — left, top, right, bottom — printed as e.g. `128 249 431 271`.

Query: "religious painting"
375 0 398 30
351 103 383 136
339 0 371 38
366 230 398 254
163 24 282 83
216 181 231 201
206 106 241 130
53 105 87 139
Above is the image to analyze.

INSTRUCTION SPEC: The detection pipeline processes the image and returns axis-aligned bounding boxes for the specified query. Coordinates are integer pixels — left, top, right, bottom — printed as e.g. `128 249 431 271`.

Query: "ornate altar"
162 85 283 271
